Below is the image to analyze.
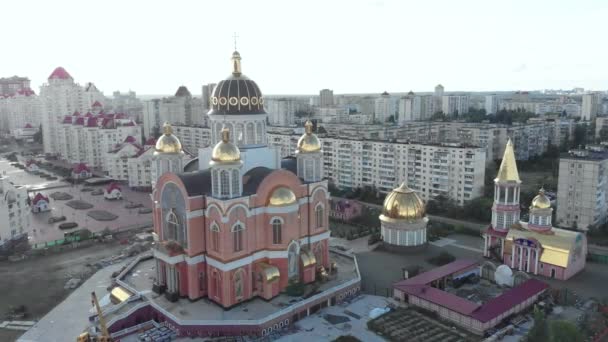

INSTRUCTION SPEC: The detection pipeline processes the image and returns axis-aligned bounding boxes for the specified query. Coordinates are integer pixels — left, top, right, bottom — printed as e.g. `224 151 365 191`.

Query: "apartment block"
268 131 486 204
557 146 608 230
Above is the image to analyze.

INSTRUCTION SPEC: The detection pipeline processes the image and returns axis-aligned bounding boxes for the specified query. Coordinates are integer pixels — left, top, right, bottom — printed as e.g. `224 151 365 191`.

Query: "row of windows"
208 207 325 253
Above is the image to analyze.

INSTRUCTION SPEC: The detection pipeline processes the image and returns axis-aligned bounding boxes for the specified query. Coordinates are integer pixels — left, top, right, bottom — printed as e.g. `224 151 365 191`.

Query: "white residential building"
398 92 434 124
374 91 393 123
201 83 217 111
39 67 105 154
267 131 486 204
266 98 296 126
141 86 205 137
485 95 499 115
0 177 30 242
58 112 141 170
442 95 469 116
320 89 334 107
557 146 608 230
172 125 212 154
581 93 601 121
0 88 41 132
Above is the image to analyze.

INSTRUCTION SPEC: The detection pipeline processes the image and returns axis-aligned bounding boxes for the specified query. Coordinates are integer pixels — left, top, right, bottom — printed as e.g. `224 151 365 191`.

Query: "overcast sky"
3 0 606 96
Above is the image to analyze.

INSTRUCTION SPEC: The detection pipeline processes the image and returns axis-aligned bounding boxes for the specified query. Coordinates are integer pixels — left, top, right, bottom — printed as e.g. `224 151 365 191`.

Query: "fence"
588 252 608 264
31 235 81 249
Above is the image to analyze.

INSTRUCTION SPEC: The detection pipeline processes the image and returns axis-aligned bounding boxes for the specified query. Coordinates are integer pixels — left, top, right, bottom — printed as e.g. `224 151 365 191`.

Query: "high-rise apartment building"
0 76 30 96
557 146 608 230
267 131 486 204
201 83 217 111
320 88 334 107
0 88 41 132
266 98 296 126
39 67 105 154
0 177 30 242
374 91 393 123
442 95 469 116
142 86 205 137
398 92 434 124
485 95 499 114
581 93 601 121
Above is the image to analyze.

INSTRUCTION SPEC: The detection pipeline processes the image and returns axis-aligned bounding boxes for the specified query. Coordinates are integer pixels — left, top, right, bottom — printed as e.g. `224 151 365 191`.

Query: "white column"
423 229 426 243
397 230 401 245
518 247 523 270
511 244 516 267
527 247 531 273
406 231 409 245
500 238 505 256
535 248 540 275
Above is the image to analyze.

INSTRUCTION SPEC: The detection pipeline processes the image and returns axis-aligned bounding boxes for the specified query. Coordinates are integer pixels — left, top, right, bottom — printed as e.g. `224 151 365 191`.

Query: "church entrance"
288 242 299 279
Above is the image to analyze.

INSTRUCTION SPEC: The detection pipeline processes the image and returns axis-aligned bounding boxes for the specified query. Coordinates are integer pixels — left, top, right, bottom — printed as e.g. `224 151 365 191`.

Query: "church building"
151 51 330 307
483 139 587 280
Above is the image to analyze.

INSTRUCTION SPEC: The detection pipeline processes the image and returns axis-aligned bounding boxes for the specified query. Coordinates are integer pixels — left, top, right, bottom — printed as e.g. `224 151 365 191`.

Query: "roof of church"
495 139 520 182
176 170 212 196
242 167 274 195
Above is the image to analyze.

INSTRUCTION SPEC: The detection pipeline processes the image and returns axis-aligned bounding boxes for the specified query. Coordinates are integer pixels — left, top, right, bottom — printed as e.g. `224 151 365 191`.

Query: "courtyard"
0 156 153 245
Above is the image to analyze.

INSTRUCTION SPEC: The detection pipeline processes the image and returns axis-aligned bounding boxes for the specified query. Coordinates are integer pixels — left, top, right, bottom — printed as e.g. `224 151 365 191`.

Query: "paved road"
17 262 125 342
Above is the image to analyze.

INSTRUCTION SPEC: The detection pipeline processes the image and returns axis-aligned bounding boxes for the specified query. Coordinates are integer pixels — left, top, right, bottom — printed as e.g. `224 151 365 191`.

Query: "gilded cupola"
154 122 183 154
268 186 297 207
531 188 551 209
296 120 322 153
380 183 426 221
211 127 241 164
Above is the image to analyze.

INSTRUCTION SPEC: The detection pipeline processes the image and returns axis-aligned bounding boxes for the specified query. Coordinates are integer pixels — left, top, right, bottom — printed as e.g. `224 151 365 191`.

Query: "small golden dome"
531 188 551 209
155 122 183 154
297 120 321 153
268 186 297 206
380 183 426 221
211 127 241 163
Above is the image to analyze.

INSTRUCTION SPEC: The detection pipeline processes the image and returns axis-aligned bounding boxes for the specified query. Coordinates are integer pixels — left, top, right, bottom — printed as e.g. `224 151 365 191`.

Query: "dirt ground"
0 242 125 341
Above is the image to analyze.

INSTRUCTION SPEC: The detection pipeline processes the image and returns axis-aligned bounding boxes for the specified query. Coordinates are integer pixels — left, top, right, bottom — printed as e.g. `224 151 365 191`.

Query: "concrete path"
17 262 124 342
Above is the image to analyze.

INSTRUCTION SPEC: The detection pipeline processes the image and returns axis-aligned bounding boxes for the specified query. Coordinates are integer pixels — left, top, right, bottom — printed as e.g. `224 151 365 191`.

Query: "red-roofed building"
31 193 50 213
25 159 39 172
72 163 92 180
24 123 33 128
104 183 123 200
393 260 548 335
48 67 72 80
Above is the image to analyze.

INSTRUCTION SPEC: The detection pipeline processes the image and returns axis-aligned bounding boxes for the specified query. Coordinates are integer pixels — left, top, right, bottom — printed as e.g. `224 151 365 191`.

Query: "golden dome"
211 127 241 163
155 122 183 154
297 120 321 153
268 186 297 206
380 183 426 221
531 188 551 209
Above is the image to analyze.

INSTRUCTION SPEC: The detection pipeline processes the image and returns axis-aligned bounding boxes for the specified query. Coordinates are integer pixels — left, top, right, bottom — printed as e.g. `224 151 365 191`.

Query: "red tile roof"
62 116 73 124
24 123 33 128
48 67 72 80
74 117 85 125
106 182 122 193
16 88 35 96
400 285 480 316
72 111 81 116
144 137 157 146
72 163 90 173
124 136 136 143
86 118 98 127
32 193 49 205
471 279 548 322
92 100 102 107
25 159 36 166
394 259 478 286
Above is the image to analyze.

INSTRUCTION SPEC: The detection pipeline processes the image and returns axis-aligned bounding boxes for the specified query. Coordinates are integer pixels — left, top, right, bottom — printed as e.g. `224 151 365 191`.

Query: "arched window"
231 169 240 196
272 218 282 244
256 122 263 144
234 269 244 301
235 123 244 146
232 223 244 252
220 170 229 197
305 159 313 180
246 122 254 144
210 223 220 252
166 210 179 241
212 169 219 196
315 205 324 229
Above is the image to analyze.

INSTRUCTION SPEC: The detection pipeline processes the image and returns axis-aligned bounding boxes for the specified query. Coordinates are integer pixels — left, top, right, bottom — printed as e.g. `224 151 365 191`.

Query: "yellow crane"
76 292 112 342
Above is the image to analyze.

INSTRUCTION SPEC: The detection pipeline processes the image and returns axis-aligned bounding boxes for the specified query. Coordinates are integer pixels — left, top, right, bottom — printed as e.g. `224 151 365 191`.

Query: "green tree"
548 320 583 342
527 306 548 341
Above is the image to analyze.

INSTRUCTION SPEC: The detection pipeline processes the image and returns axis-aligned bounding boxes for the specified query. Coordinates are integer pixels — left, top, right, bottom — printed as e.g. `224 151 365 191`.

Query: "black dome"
208 51 266 115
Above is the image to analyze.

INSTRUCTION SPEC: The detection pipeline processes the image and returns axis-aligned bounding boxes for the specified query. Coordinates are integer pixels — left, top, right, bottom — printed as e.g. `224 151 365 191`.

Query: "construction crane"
76 292 112 342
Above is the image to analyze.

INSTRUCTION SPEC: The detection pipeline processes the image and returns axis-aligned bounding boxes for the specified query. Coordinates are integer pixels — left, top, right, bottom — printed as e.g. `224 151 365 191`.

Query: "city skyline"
2 0 607 95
